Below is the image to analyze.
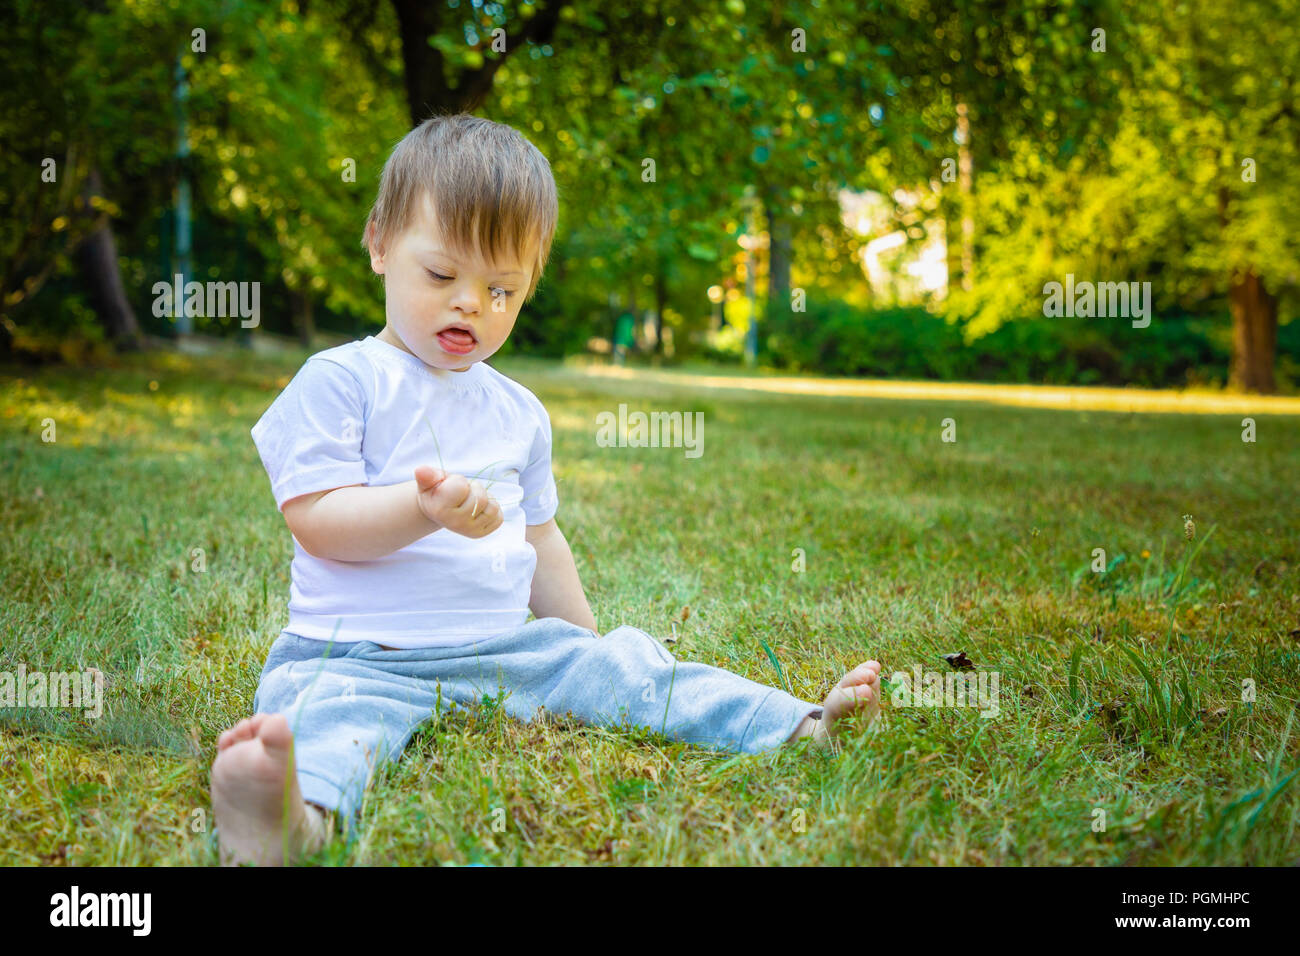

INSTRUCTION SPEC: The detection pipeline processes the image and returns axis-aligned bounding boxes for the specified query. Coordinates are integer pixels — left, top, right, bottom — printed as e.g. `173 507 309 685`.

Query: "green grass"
1 343 1298 865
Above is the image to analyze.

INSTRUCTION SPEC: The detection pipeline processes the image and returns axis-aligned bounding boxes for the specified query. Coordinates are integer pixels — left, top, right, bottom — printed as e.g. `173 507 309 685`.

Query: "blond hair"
363 113 558 303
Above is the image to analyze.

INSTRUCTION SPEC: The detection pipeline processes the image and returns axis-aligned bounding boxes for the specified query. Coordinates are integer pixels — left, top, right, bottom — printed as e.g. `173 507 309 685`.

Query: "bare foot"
787 660 882 749
211 713 328 866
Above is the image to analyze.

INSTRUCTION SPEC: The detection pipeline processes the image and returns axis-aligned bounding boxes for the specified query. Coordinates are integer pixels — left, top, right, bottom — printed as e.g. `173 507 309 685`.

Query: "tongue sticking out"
440 329 474 346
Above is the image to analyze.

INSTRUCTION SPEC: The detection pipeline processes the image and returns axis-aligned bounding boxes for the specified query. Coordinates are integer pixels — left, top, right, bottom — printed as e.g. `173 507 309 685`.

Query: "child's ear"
367 222 386 275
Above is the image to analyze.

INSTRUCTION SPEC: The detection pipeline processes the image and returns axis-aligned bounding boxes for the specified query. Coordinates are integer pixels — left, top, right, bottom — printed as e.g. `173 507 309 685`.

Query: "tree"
0 0 159 351
186 0 408 332
938 0 1298 393
390 0 571 122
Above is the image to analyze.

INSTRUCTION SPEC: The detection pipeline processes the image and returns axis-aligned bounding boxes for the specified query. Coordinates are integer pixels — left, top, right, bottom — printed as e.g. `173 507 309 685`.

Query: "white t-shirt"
250 335 559 648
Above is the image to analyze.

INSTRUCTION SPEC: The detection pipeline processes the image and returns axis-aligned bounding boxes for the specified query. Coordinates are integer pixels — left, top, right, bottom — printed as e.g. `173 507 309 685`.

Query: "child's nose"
449 287 484 313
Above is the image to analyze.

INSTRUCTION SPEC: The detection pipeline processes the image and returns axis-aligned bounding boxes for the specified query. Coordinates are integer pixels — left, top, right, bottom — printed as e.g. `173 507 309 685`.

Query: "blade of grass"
759 638 791 695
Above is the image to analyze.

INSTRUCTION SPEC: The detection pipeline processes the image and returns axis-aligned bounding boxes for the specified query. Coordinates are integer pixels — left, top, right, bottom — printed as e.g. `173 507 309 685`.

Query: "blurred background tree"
1 0 1295 392
945 0 1299 393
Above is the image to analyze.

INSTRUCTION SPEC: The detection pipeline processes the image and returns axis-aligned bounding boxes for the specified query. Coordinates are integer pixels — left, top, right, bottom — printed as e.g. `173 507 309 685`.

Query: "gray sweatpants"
253 616 823 818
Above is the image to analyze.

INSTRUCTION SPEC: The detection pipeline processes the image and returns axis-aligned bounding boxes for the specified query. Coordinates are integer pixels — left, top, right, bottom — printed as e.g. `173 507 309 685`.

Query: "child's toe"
832 682 874 707
840 661 881 688
220 717 262 750
247 714 272 735
257 713 294 752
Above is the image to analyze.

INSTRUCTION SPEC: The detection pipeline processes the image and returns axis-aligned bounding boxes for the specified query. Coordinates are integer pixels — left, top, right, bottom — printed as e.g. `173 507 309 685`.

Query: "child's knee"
598 625 675 666
543 625 676 715
253 662 302 713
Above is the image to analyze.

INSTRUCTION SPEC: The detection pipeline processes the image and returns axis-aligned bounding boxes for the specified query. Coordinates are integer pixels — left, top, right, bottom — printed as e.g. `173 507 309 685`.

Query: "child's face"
369 193 535 372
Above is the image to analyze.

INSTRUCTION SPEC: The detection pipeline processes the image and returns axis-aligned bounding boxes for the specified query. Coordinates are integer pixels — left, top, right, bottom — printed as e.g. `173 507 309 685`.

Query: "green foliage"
761 300 1280 388
495 272 603 359
1074 529 1217 608
0 0 177 323
185 0 408 325
6 0 1298 393
946 0 1300 336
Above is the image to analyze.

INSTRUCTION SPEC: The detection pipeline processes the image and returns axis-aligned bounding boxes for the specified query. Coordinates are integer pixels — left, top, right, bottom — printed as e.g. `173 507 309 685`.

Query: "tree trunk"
956 102 974 292
390 0 570 124
391 0 448 125
652 265 666 356
743 206 758 367
762 181 792 321
75 168 142 351
1228 268 1277 394
626 280 640 351
290 288 315 347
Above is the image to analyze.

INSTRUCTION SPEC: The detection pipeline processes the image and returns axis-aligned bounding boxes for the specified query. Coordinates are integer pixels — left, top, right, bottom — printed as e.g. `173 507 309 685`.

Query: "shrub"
760 299 1283 389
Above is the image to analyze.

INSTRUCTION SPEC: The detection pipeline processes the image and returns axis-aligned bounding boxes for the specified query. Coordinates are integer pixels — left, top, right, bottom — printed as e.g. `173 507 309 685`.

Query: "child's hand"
414 466 503 538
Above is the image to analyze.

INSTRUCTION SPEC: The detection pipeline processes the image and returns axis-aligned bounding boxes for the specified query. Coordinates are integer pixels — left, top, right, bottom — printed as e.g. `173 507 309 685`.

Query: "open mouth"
436 326 476 354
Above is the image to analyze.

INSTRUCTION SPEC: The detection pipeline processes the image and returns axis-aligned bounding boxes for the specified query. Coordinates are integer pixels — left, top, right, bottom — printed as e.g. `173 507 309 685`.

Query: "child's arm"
284 466 501 562
525 518 599 634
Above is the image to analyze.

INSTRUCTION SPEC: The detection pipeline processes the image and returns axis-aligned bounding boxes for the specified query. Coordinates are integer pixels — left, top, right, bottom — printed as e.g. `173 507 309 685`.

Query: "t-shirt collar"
363 335 490 389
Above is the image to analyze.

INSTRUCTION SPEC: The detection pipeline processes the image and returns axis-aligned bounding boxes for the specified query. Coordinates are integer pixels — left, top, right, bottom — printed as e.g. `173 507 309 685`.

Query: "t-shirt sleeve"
518 392 558 526
249 357 370 512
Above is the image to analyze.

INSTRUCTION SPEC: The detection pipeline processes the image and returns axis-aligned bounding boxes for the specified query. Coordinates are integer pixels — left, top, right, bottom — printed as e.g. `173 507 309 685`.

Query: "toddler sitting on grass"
211 113 881 866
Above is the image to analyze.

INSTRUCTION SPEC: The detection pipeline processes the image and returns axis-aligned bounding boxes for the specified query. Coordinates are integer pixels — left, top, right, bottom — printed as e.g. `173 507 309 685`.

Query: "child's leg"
250 634 454 817
538 623 827 753
333 618 822 753
213 620 879 863
211 711 328 866
213 633 450 865
359 618 873 753
249 620 824 759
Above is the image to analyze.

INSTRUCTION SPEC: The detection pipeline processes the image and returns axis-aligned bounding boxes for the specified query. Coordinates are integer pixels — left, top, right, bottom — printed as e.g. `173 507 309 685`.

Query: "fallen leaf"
942 651 975 671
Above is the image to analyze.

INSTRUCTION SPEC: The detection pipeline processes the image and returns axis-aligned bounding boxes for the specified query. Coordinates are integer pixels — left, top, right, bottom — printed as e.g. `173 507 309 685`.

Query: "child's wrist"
414 481 443 533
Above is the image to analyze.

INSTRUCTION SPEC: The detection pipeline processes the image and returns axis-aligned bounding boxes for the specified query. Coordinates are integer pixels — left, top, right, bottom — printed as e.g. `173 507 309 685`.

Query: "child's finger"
475 498 502 525
467 480 488 517
414 465 445 492
434 473 470 508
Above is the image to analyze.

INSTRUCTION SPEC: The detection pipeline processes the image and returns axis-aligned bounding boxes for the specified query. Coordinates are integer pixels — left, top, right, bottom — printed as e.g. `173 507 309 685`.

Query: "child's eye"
427 270 515 299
